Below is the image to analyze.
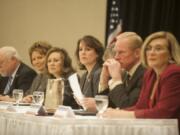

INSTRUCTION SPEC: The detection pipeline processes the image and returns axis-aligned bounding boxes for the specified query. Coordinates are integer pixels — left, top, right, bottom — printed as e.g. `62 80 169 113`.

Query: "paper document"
68 73 84 100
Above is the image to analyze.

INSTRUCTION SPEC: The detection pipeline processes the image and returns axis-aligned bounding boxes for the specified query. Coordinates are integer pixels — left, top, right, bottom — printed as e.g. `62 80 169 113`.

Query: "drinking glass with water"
13 89 23 106
32 91 44 105
95 95 108 115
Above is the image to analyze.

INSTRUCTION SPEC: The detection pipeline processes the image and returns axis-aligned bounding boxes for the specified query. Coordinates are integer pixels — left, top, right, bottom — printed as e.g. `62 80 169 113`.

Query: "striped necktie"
4 76 13 95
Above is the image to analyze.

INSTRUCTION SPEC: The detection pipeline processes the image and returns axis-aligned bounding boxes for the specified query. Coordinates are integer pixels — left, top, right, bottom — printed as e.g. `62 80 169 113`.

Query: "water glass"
13 89 23 106
95 95 108 114
32 91 44 105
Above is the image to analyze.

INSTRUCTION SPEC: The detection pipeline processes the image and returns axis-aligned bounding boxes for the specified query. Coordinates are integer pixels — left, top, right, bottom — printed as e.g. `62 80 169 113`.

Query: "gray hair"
0 46 21 60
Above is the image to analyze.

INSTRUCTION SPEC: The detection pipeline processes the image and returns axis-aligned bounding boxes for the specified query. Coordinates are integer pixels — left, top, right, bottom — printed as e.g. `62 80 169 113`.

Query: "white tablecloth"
0 112 179 135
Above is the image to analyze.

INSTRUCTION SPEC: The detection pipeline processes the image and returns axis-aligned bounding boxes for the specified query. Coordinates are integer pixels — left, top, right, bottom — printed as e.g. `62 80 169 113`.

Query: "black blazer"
63 79 79 109
80 63 102 97
106 64 145 109
0 62 37 96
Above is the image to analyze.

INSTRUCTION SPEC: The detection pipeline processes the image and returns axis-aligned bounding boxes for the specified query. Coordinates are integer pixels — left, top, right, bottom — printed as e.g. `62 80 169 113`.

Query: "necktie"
4 76 12 95
125 73 131 87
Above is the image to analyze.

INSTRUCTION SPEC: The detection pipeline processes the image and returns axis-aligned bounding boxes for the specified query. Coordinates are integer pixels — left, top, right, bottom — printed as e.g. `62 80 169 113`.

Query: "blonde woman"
101 31 180 130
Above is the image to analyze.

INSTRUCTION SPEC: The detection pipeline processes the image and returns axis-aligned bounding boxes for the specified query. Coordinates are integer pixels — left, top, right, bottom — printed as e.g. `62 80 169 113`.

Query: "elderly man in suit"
0 46 37 101
99 32 145 109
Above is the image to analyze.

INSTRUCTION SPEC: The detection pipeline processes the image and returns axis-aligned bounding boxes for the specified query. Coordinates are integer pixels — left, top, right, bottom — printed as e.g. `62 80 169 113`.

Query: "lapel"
125 65 144 92
143 69 156 106
33 74 44 92
9 63 22 92
80 71 88 93
80 63 101 95
0 77 9 91
88 63 101 80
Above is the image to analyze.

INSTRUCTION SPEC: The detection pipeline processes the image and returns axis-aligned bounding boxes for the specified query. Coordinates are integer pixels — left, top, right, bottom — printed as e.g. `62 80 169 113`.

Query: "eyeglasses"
145 46 168 53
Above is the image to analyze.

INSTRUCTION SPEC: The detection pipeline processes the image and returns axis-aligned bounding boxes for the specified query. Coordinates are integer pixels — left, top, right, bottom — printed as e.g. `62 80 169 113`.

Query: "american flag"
106 0 122 48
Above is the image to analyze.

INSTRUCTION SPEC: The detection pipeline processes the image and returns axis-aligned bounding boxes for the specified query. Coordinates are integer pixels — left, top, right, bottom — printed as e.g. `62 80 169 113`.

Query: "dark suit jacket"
0 62 37 96
80 63 102 97
108 64 145 108
63 79 79 109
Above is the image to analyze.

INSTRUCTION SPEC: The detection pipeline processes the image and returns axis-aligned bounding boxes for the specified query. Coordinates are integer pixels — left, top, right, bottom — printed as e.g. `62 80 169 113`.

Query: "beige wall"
0 0 106 69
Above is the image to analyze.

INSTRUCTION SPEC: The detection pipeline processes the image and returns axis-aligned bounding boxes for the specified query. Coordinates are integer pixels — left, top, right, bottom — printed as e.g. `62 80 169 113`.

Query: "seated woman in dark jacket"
74 35 104 111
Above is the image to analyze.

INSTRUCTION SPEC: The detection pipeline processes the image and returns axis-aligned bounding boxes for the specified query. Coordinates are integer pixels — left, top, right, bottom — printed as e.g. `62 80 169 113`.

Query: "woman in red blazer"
101 31 180 129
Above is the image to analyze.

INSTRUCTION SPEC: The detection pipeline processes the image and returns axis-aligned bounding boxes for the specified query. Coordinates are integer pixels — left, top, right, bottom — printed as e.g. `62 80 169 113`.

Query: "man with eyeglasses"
0 46 36 101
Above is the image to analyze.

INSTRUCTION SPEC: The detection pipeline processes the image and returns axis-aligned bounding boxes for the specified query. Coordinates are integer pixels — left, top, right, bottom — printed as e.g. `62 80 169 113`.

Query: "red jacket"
129 64 180 129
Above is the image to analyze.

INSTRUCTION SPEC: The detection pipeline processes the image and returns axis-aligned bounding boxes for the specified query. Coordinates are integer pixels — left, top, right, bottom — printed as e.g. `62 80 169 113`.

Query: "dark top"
0 62 37 96
80 63 102 97
101 64 145 109
26 73 79 109
63 79 79 109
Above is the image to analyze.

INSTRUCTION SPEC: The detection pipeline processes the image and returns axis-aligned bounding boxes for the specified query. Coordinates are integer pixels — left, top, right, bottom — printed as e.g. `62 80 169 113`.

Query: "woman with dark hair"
45 47 78 108
46 47 75 79
75 35 104 111
25 47 78 109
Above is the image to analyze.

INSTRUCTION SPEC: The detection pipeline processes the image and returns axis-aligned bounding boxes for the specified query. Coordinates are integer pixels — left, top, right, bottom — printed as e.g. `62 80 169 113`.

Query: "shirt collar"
127 62 141 78
11 63 20 79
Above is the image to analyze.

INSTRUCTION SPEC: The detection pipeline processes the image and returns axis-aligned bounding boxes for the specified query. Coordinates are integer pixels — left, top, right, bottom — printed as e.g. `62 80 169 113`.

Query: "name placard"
26 104 47 116
0 101 14 110
54 105 75 118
